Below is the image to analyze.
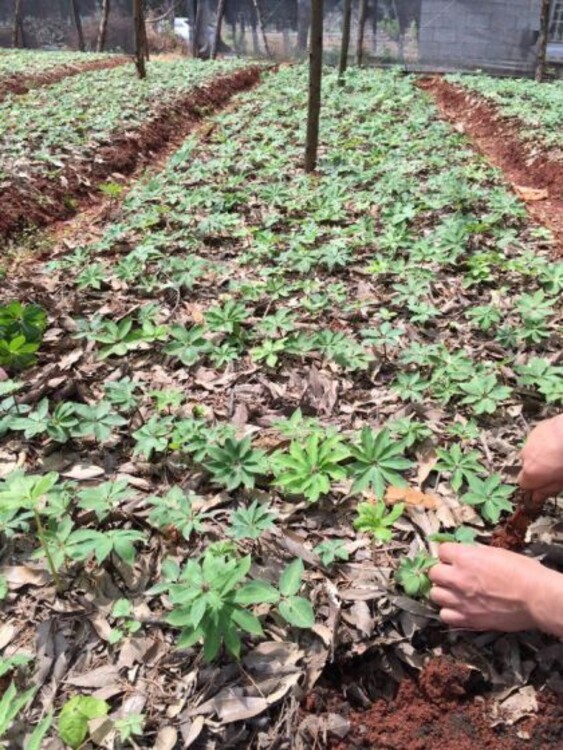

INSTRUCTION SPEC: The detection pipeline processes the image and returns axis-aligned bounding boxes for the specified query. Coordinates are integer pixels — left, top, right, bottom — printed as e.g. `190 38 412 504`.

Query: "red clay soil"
0 56 129 103
0 66 262 241
418 76 563 257
308 658 562 750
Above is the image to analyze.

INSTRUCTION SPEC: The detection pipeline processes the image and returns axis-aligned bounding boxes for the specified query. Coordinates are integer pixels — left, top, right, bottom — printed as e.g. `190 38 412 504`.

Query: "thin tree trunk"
296 0 311 53
371 0 379 53
13 0 24 48
70 0 85 51
535 0 551 82
194 0 210 58
133 0 147 78
356 0 368 66
190 0 198 56
305 0 323 173
338 0 352 83
250 0 271 58
97 0 111 51
211 0 226 59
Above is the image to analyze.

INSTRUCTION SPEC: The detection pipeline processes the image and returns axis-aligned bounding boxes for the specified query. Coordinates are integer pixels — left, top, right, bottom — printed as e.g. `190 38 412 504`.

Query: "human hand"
428 542 563 635
517 414 563 503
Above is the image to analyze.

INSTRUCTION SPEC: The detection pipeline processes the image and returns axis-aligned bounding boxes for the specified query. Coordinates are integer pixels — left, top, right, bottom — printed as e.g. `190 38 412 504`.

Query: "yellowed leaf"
514 185 548 202
385 486 439 510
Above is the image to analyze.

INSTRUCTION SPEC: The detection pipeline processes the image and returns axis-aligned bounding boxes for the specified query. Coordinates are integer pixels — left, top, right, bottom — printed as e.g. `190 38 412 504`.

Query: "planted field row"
0 49 127 102
0 59 261 239
447 73 563 151
1 67 562 744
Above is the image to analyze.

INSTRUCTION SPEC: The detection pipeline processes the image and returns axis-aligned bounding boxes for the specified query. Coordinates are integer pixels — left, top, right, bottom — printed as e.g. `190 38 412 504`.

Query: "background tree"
357 0 368 66
296 0 311 54
211 0 226 58
133 0 147 77
13 0 25 48
305 0 323 172
338 0 352 82
70 0 85 51
250 0 271 58
536 0 551 82
97 0 111 51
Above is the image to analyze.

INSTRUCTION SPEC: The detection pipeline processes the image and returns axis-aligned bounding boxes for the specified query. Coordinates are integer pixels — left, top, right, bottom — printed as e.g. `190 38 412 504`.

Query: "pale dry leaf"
180 715 205 748
491 685 538 725
62 463 105 480
385 485 439 510
154 726 178 750
66 664 120 688
514 185 548 202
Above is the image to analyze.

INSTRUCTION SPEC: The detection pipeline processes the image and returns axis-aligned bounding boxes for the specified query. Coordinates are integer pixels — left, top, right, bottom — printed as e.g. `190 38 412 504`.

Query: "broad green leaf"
278 596 315 629
279 559 304 598
58 696 109 749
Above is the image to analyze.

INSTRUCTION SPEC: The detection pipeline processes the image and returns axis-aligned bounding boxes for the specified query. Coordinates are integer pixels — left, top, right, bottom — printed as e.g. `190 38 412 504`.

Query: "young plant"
72 401 127 443
435 444 486 492
314 539 350 566
354 500 404 543
460 475 514 524
147 486 210 540
395 552 438 597
77 479 133 521
228 499 277 540
348 428 413 499
459 374 511 415
205 437 267 491
108 598 142 644
429 526 478 544
273 435 350 503
0 472 61 589
57 696 109 750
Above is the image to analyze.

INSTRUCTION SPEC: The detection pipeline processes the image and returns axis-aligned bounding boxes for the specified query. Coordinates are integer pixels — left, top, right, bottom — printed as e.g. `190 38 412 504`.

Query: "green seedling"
108 598 142 644
273 435 350 503
57 696 109 749
228 499 277 540
460 475 514 523
395 552 438 597
348 428 413 499
314 539 350 566
206 436 267 491
354 500 404 543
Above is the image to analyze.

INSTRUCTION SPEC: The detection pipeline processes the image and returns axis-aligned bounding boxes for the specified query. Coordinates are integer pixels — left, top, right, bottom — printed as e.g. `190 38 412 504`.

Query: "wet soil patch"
0 65 263 242
304 658 563 750
0 56 129 103
418 76 563 257
491 489 547 550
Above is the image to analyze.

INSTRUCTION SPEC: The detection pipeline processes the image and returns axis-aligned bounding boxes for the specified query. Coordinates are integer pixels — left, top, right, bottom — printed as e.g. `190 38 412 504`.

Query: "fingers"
439 608 470 628
429 585 461 609
436 542 464 564
428 562 460 588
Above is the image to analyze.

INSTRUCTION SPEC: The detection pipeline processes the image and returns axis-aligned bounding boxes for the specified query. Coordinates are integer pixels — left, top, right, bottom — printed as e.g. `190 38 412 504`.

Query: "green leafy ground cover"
0 58 248 185
0 49 117 79
447 73 563 150
1 65 563 746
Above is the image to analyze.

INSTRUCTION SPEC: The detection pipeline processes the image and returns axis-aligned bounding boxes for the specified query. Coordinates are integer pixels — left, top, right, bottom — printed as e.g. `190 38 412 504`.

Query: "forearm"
529 567 563 638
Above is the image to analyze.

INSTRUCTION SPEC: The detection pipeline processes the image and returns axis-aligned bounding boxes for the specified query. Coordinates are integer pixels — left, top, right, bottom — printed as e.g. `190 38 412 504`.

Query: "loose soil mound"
0 65 262 241
418 76 563 257
0 56 129 102
307 658 562 750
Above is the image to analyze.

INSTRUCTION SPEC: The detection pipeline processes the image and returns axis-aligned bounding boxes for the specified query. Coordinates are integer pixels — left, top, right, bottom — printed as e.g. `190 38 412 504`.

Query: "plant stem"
34 509 62 592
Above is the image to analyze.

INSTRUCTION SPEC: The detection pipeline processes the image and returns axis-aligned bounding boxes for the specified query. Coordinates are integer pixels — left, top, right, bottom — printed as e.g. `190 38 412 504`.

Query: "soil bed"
418 76 563 256
0 56 129 103
0 65 263 242
305 658 562 750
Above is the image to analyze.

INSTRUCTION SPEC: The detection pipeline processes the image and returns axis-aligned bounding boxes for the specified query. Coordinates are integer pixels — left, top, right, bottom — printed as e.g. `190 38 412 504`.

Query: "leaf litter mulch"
1 66 563 748
418 76 563 257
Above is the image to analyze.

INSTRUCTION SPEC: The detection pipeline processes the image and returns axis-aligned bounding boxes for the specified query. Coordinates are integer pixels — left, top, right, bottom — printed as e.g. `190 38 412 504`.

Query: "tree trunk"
190 0 197 56
535 0 551 82
250 0 271 58
356 0 368 66
338 0 352 82
305 0 323 173
133 0 147 78
296 0 311 53
13 0 24 48
70 0 85 51
194 0 210 58
371 0 379 53
211 0 226 59
97 0 111 52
